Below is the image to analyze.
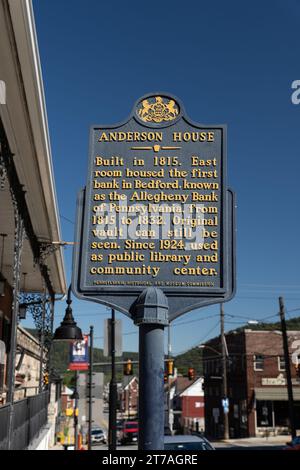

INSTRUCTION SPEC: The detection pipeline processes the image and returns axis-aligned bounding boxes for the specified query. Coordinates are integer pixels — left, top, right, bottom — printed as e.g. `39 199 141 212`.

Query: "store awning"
255 387 300 401
0 0 66 294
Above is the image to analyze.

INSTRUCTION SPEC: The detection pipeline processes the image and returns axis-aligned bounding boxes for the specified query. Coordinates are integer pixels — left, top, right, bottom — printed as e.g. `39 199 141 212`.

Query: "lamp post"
53 284 83 450
71 371 79 450
199 344 222 356
53 285 83 342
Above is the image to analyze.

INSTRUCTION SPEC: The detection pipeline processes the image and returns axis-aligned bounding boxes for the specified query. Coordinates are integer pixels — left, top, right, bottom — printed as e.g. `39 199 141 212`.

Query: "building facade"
203 329 300 438
0 0 66 449
175 377 205 433
121 376 138 419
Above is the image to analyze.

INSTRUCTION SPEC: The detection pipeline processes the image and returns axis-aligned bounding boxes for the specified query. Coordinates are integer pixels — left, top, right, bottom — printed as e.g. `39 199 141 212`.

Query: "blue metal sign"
72 93 236 320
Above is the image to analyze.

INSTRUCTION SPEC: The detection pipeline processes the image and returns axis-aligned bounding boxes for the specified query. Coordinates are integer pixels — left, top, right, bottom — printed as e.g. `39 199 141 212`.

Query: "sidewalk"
214 436 290 447
49 443 63 451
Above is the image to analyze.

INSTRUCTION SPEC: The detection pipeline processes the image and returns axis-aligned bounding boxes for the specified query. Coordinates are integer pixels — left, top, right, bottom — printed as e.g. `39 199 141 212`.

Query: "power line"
60 214 75 225
173 313 220 327
175 319 220 356
235 295 300 300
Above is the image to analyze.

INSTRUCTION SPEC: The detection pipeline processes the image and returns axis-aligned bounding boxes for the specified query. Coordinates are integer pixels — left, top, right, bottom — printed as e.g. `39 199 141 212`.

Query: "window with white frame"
253 354 264 371
278 356 285 371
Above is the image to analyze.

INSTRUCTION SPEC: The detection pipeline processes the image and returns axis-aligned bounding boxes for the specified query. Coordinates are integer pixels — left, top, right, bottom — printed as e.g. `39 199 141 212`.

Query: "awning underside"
255 387 300 401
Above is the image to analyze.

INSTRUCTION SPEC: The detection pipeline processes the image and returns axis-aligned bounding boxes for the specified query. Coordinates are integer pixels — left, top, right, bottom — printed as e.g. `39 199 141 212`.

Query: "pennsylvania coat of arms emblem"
137 96 179 123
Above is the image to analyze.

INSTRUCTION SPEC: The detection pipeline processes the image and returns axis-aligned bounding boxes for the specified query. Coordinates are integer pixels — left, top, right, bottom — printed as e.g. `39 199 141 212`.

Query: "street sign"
103 318 123 357
222 398 229 409
68 335 89 371
72 93 235 320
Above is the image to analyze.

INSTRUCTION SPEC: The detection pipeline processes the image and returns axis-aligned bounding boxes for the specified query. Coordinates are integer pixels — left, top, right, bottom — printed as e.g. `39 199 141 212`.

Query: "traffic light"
166 359 174 377
124 359 133 376
164 373 168 384
188 367 195 381
43 372 49 386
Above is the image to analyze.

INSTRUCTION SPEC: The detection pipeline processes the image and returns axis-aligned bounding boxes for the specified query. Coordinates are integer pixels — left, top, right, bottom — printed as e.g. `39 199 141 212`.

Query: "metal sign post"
108 309 117 450
87 325 93 451
72 93 236 450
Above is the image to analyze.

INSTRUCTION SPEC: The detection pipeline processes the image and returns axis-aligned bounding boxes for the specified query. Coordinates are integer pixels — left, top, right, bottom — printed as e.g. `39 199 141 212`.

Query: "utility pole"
279 297 296 439
220 303 229 439
108 309 117 450
87 325 93 451
167 324 172 433
73 370 79 450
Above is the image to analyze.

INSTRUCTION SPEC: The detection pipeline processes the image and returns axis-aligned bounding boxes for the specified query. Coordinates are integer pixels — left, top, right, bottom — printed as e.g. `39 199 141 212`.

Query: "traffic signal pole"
134 287 169 450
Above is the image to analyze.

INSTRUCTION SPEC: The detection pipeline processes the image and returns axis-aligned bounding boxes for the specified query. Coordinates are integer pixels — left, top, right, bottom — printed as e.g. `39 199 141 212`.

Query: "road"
91 441 286 451
212 437 287 450
92 443 138 451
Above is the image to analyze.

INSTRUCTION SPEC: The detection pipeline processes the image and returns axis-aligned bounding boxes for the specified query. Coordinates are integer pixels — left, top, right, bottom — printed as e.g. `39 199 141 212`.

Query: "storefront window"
256 400 272 427
274 401 289 427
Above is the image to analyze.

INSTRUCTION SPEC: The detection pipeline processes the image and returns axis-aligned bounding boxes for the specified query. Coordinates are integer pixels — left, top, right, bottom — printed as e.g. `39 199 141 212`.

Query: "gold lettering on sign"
86 100 224 289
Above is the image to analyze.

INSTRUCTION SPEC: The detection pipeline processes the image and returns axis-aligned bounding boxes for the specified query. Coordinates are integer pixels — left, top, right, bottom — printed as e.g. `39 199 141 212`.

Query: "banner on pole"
69 335 89 371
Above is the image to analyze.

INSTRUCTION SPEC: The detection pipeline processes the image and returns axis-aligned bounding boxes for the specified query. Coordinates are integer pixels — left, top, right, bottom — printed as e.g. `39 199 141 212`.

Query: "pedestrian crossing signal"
188 367 195 381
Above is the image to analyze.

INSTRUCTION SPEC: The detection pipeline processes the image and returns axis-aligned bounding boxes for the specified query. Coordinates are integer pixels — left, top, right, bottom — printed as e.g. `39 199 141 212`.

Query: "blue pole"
139 324 165 450
134 287 169 451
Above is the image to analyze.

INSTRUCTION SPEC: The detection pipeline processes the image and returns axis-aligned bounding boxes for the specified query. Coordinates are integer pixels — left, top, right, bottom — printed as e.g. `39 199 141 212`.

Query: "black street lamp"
53 285 83 341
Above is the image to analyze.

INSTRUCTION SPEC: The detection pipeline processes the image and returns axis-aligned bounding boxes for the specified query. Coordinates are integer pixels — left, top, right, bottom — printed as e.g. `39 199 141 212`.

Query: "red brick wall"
182 396 205 419
203 329 300 438
245 330 300 436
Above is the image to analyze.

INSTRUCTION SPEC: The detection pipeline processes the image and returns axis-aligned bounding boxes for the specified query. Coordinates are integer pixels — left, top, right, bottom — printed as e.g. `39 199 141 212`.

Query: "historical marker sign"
72 93 235 320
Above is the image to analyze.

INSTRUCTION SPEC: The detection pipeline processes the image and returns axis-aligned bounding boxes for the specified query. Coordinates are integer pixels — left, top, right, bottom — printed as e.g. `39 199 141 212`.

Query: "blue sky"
23 0 300 355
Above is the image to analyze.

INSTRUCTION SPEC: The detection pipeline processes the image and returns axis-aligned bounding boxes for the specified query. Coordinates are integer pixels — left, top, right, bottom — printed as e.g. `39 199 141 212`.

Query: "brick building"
172 376 205 433
203 329 300 438
121 376 138 419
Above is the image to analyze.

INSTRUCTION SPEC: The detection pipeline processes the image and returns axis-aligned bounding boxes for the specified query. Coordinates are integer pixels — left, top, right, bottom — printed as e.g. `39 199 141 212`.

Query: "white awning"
255 387 300 401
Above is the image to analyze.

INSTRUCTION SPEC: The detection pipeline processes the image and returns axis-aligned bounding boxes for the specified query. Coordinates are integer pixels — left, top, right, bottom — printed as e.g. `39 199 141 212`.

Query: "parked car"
91 428 107 445
284 436 300 451
119 421 138 445
164 435 215 451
